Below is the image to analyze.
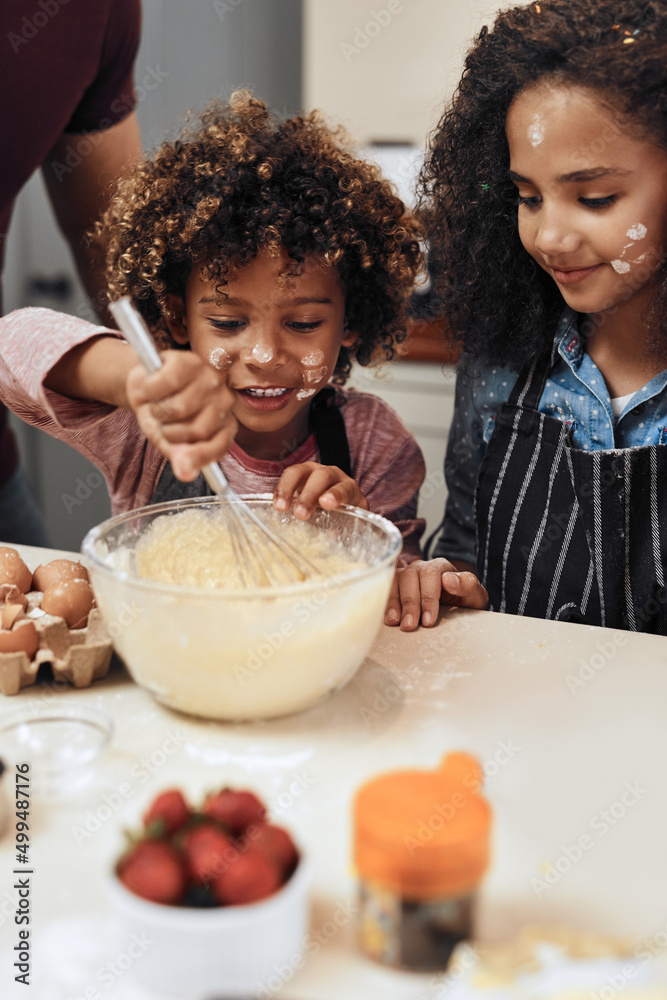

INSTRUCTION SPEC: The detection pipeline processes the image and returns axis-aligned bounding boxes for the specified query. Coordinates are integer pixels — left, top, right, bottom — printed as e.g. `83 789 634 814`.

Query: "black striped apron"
475 349 667 633
150 385 352 505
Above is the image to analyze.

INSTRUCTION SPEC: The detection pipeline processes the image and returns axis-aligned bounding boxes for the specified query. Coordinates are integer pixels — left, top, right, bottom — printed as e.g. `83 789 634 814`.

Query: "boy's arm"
344 394 427 558
47 336 239 482
45 335 135 408
0 308 237 485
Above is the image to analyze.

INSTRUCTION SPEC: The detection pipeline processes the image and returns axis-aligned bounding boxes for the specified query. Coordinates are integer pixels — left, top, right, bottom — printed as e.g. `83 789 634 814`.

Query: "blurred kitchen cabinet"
347 358 455 541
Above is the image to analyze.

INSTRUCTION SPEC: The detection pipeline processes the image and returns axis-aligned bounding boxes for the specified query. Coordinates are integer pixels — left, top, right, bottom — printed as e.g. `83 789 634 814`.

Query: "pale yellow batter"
134 508 365 589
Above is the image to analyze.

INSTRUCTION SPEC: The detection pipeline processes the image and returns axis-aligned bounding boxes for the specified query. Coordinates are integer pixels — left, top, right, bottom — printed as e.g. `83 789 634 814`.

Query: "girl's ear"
163 294 189 345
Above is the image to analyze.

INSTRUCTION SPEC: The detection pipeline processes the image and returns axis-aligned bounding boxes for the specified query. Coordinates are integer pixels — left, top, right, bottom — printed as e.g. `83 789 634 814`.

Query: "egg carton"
0 606 113 696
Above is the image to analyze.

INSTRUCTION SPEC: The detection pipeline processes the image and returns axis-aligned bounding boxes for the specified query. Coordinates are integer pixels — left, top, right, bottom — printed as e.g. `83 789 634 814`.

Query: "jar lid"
353 752 491 900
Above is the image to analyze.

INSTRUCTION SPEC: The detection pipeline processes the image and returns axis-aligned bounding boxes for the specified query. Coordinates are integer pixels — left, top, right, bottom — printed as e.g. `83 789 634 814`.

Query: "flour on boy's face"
506 84 667 323
166 249 356 461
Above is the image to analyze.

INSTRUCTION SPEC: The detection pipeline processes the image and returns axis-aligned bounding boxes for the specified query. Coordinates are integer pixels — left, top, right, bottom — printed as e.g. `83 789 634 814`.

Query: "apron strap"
508 339 559 412
309 386 352 477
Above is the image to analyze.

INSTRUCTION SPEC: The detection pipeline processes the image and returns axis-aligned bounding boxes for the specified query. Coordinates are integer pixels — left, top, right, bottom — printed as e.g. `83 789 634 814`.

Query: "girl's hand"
126 351 238 480
273 462 369 520
385 558 489 631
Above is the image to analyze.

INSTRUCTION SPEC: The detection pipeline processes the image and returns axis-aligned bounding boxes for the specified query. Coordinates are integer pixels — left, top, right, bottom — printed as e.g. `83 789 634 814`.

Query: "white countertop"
1 542 667 999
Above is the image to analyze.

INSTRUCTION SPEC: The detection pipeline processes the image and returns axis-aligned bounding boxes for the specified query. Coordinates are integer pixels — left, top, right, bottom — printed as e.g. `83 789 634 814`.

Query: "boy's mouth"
235 386 295 411
243 387 288 397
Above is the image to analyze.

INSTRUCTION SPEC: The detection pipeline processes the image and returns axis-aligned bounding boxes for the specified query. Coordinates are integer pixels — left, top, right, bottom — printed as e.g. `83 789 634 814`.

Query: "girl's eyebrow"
508 167 633 184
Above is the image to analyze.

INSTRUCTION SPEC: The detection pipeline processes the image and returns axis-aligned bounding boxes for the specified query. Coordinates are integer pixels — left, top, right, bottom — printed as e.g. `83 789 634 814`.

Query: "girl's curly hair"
419 0 667 369
97 92 423 381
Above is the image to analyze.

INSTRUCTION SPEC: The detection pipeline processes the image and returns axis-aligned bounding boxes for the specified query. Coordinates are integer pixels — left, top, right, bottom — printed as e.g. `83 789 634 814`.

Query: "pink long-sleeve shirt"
0 308 426 559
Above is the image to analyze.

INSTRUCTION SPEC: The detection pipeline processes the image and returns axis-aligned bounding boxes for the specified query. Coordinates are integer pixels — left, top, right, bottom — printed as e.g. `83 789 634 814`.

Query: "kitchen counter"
1 542 667 999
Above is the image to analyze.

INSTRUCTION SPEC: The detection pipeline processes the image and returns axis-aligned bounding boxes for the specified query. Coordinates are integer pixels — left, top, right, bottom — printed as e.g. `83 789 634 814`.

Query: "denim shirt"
436 308 667 565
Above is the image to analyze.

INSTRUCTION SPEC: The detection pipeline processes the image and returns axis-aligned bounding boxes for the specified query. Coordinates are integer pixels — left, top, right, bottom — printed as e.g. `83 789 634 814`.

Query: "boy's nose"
239 331 285 367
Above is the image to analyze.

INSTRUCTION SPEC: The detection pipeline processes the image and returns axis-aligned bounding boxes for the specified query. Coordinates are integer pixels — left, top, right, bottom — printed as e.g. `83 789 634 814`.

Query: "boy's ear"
341 327 358 349
163 294 189 345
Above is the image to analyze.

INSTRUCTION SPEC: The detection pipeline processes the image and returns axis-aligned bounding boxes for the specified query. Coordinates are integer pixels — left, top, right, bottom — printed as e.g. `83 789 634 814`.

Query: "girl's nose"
534 207 580 258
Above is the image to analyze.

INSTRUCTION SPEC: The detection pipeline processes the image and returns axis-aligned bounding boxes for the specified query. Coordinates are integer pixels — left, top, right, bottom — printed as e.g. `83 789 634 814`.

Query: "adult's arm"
41 111 142 324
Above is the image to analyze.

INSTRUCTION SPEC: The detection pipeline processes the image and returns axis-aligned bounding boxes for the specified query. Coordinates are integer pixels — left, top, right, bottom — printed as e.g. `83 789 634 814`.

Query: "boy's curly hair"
419 0 667 369
98 92 422 381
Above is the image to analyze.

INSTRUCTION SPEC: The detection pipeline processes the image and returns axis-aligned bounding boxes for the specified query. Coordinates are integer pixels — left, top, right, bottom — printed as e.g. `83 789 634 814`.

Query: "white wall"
304 0 529 148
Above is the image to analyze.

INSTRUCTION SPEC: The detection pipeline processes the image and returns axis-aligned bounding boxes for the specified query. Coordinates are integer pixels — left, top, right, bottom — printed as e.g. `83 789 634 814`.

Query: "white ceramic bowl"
81 496 401 721
107 853 310 998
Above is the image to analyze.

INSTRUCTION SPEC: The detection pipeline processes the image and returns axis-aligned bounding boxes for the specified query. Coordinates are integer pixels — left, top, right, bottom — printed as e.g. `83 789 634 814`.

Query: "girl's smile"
551 264 603 285
506 85 667 327
165 250 356 460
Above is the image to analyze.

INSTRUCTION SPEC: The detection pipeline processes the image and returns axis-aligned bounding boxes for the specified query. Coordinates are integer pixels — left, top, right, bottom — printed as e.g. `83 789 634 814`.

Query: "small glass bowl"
0 702 113 798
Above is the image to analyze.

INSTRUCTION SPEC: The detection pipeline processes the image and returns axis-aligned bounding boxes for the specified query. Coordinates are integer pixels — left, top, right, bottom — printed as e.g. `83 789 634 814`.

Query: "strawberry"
211 848 282 905
250 823 298 876
143 789 191 836
182 823 235 886
203 788 266 835
118 840 186 904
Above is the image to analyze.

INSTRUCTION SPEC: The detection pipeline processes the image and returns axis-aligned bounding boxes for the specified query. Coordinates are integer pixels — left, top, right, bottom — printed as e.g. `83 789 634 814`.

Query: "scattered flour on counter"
433 928 667 999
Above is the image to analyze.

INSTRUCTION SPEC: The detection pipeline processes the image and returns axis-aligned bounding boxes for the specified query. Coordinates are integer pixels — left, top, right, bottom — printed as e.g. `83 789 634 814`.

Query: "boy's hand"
385 558 489 631
126 351 238 480
273 462 369 520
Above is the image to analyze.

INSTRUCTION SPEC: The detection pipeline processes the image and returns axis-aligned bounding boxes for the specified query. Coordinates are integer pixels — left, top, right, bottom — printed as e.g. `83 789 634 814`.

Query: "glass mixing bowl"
81 496 401 721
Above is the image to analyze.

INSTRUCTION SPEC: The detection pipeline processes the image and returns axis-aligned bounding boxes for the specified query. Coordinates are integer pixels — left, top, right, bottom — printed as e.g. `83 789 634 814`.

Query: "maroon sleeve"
66 0 141 132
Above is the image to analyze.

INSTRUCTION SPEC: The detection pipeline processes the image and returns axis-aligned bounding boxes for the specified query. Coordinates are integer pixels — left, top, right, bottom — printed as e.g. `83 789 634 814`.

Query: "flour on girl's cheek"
626 223 647 242
611 222 647 273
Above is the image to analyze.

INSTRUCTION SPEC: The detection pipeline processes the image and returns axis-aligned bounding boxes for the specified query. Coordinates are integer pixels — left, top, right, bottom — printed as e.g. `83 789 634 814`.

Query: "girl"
0 93 426 558
388 0 667 632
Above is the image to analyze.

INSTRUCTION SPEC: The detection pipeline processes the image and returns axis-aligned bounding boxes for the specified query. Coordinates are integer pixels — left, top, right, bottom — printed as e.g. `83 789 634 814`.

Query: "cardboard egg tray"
0 596 113 696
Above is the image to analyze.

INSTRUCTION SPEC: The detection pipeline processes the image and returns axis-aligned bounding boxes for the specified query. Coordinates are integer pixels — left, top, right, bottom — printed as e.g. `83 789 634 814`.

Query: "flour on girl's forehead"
527 114 545 147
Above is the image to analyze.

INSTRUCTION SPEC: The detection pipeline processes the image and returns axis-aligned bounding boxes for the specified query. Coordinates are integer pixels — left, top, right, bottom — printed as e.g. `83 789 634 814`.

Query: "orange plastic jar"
353 752 491 970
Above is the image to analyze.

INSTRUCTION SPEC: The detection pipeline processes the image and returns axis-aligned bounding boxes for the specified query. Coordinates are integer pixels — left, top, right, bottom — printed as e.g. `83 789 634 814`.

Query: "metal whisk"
109 296 318 587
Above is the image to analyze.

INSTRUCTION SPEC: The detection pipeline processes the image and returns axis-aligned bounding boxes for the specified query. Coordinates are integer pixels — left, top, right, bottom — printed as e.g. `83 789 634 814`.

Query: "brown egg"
32 558 90 592
1 603 25 630
0 620 39 658
0 547 32 593
41 579 95 629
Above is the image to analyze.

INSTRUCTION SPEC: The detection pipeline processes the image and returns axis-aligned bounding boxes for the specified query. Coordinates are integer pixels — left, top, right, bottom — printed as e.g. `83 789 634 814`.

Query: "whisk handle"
109 296 235 496
109 297 162 374
201 463 234 497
